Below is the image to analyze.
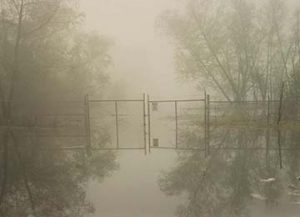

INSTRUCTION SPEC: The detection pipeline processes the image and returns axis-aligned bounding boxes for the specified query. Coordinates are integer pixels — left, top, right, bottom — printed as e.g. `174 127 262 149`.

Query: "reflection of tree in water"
160 124 300 217
0 135 117 216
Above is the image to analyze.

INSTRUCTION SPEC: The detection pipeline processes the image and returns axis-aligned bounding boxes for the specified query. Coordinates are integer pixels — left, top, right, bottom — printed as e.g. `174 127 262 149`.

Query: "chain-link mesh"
149 100 205 149
89 100 145 149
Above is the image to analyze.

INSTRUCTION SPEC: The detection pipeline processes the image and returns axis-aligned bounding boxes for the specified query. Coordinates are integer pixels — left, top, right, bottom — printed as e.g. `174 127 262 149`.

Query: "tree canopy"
0 1 117 216
159 0 300 101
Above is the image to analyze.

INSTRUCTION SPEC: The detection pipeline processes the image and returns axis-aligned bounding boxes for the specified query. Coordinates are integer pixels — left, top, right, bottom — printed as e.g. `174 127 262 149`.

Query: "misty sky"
79 0 300 100
79 0 198 100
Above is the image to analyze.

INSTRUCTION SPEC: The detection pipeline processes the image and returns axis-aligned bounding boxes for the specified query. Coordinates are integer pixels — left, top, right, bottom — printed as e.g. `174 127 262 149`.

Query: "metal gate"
146 95 209 152
83 94 210 154
28 94 210 154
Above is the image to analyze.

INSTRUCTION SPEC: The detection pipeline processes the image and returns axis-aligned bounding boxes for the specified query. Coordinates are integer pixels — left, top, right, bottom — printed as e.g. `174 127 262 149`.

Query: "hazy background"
80 0 198 100
80 1 300 217
80 1 191 217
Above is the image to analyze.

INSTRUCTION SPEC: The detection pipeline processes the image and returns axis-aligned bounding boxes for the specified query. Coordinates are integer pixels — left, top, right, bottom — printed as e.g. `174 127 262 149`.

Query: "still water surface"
87 147 300 217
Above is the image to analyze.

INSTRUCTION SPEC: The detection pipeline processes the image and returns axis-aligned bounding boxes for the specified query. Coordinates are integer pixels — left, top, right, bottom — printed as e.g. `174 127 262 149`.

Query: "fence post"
266 94 270 168
207 94 210 156
175 100 178 149
143 94 147 155
204 92 207 156
147 95 151 153
84 95 91 155
115 101 120 149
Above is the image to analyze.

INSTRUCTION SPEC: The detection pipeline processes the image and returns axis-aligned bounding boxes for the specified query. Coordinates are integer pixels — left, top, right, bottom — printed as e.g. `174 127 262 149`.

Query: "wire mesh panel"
89 100 145 150
35 101 87 149
6 95 300 154
209 100 300 151
209 101 267 150
149 99 205 150
117 101 144 149
214 101 281 127
177 101 205 150
8 100 88 149
210 100 300 127
89 101 117 149
149 101 176 149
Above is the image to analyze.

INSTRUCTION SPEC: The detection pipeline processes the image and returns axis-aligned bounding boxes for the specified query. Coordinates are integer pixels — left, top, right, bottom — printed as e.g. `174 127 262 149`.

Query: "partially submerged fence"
6 94 300 156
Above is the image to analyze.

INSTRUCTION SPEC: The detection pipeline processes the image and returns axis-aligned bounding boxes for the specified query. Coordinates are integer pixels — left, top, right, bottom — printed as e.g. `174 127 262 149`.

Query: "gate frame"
147 95 209 153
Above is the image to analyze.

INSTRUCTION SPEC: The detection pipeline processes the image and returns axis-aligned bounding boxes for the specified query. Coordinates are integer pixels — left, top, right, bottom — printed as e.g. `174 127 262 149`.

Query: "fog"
1 0 300 217
80 0 198 99
80 2 190 217
79 1 300 217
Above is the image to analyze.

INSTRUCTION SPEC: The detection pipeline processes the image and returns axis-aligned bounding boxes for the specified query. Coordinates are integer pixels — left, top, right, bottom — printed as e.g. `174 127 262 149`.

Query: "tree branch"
10 130 36 213
24 4 60 37
7 0 24 116
0 131 8 208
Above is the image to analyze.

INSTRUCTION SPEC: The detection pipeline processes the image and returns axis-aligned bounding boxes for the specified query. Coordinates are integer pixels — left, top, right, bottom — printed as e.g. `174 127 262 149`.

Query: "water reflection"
0 127 118 216
159 131 300 217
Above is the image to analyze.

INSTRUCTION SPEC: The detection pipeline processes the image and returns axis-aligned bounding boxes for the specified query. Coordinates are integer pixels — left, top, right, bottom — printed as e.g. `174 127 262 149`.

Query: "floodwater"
87 151 180 217
87 146 300 217
84 95 300 217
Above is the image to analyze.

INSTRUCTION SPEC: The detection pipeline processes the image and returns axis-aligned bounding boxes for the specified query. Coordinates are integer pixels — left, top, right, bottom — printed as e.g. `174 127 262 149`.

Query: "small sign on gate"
153 138 159 147
152 102 158 111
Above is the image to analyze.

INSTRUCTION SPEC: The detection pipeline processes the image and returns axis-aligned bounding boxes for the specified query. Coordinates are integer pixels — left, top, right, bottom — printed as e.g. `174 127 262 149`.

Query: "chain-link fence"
89 99 145 150
5 95 300 154
148 99 206 150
